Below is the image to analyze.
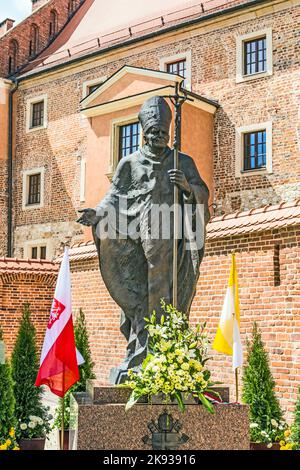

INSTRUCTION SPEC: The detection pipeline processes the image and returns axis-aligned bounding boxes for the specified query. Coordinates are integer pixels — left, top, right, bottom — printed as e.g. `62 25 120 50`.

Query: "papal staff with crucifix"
77 93 210 384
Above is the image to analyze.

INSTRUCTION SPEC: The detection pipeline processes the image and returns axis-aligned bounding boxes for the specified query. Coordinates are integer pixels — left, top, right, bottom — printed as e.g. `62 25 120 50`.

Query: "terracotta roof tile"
207 200 300 239
0 258 59 275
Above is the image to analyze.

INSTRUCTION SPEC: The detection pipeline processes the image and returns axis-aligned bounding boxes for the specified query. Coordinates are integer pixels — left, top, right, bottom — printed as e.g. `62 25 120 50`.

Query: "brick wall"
10 3 300 258
0 0 84 77
68 225 300 422
0 270 56 355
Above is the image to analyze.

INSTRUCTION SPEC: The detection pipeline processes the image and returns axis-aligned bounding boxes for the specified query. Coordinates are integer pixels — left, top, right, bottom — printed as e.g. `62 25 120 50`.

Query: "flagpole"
235 368 239 403
61 364 65 450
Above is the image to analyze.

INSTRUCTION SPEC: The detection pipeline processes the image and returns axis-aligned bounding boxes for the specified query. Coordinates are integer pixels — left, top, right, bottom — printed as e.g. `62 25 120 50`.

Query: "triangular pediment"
80 65 183 109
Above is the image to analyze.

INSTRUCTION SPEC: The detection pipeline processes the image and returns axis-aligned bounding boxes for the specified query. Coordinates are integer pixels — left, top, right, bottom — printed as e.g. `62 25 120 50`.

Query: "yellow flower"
0 443 7 450
285 443 293 450
181 362 189 371
5 439 11 447
279 440 285 447
9 428 15 437
284 430 291 438
13 447 20 451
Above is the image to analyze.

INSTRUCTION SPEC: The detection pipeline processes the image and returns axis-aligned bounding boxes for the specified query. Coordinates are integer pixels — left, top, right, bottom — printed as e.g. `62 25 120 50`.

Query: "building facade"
0 0 300 419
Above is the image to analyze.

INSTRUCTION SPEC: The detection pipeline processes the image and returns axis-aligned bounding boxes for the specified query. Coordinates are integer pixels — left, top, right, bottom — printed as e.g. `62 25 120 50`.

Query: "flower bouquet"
123 300 220 413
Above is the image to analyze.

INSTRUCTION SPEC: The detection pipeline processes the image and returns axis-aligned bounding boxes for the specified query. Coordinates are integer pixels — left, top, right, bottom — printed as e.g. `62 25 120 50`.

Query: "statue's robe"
92 145 210 383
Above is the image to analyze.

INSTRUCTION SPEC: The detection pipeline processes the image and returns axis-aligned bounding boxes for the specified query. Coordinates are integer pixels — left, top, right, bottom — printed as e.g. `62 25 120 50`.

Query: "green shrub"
11 303 49 439
242 322 286 445
0 327 16 441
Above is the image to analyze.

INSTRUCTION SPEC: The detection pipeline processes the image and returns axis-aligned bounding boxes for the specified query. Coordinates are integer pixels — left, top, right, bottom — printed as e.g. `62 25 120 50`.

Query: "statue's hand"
168 169 191 195
77 208 98 226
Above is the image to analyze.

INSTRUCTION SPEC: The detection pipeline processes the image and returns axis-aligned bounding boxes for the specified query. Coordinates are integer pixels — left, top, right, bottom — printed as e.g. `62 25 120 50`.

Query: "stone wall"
68 225 300 422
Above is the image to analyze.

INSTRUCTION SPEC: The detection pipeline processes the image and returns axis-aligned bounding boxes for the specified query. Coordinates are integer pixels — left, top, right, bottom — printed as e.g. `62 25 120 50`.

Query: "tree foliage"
242 322 284 442
11 303 46 438
0 327 16 440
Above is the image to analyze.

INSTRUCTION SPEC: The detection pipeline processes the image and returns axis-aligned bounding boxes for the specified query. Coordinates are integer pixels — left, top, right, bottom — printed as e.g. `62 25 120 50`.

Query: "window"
26 95 48 132
159 51 192 90
49 10 58 39
236 29 272 83
166 60 187 87
244 37 266 76
31 101 44 128
29 24 39 57
82 77 107 98
243 130 266 171
8 39 18 75
119 122 140 159
31 245 47 260
28 173 41 205
108 115 143 178
22 167 45 209
235 122 272 176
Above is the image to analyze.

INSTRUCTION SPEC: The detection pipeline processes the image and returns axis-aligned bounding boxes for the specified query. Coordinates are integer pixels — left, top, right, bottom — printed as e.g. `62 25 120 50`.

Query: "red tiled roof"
63 200 300 261
0 258 59 275
20 0 265 76
207 199 300 239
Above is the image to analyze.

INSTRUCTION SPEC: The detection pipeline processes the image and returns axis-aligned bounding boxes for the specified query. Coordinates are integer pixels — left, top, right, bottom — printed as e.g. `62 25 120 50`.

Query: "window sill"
236 70 272 84
238 169 272 177
26 124 47 134
22 203 43 211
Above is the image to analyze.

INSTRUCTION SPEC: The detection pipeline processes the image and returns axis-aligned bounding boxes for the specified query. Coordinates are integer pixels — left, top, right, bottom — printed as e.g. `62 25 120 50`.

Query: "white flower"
37 417 43 425
250 423 259 429
20 423 27 430
267 443 273 448
271 419 278 428
28 422 36 429
261 431 267 436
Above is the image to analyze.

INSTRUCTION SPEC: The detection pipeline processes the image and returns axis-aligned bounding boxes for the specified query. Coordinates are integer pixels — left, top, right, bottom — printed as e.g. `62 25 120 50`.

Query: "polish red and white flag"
35 248 83 397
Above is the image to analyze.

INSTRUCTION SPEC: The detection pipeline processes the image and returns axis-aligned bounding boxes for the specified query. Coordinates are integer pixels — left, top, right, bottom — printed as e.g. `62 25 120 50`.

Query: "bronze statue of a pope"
78 96 210 384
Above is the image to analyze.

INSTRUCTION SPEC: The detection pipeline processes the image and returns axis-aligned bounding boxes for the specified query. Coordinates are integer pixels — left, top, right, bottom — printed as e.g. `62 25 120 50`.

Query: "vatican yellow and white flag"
212 253 243 370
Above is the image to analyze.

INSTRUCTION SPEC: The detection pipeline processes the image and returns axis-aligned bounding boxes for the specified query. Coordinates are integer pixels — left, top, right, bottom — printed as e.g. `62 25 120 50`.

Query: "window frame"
236 28 273 83
159 51 192 90
24 239 50 260
108 115 143 178
82 76 107 98
26 95 48 133
22 167 45 210
118 121 140 160
235 122 272 177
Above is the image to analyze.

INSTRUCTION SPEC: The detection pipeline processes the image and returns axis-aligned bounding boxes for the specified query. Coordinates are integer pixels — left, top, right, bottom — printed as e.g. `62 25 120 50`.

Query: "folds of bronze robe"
91 146 210 384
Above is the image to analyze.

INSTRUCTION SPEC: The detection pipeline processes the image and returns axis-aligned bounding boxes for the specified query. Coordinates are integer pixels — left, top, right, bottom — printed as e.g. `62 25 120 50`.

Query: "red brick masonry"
1 200 300 421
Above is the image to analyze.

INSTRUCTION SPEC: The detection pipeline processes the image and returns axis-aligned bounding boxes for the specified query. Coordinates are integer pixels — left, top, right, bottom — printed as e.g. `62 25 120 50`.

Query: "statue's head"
138 96 172 152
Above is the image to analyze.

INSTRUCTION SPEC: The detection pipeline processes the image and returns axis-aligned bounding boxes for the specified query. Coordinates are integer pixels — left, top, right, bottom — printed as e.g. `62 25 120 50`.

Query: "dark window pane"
243 130 267 171
31 247 38 259
40 246 47 260
31 101 44 128
244 37 266 75
88 84 100 94
167 59 187 87
28 173 41 205
119 122 140 160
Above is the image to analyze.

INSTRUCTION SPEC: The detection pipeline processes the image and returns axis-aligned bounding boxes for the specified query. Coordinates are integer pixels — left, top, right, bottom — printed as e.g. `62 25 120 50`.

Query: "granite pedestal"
69 380 249 450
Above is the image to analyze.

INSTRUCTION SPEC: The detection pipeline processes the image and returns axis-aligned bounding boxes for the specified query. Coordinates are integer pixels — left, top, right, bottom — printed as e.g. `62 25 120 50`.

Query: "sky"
0 0 32 24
